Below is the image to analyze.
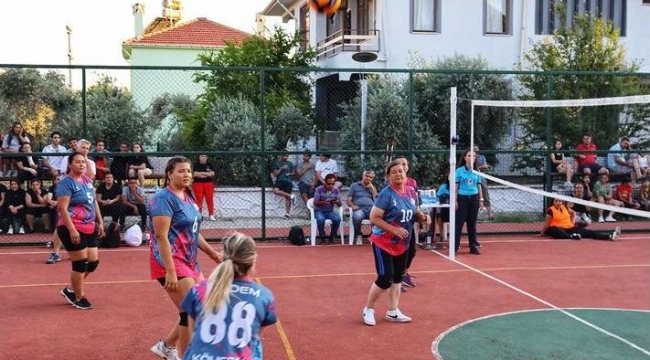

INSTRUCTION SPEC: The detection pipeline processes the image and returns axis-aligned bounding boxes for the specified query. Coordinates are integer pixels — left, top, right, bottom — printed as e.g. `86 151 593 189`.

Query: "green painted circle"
434 309 650 360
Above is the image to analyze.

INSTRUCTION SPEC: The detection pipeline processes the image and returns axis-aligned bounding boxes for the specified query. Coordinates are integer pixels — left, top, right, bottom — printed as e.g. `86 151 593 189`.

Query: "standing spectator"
637 179 650 211
346 170 377 245
41 131 67 178
315 153 342 188
454 149 483 255
96 173 123 227
44 174 63 264
90 139 110 181
120 177 148 232
541 198 620 241
1 122 30 177
607 138 641 186
573 133 608 176
181 233 277 360
362 160 430 326
148 157 222 359
296 150 316 206
270 152 296 219
110 142 130 185
312 173 342 244
474 146 495 220
4 179 26 234
25 180 54 233
126 142 153 187
593 174 622 223
56 152 105 310
192 154 216 221
549 139 575 188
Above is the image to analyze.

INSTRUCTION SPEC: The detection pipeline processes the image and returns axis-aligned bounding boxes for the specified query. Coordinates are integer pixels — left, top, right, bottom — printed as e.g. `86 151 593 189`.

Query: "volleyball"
308 0 341 16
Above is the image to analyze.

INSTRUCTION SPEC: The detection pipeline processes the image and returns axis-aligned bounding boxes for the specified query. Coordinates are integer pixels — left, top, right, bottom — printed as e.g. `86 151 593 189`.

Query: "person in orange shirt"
541 198 620 240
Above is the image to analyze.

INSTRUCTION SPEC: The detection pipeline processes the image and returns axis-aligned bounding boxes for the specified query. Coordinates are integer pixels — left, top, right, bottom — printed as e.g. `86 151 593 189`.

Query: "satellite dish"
352 52 378 63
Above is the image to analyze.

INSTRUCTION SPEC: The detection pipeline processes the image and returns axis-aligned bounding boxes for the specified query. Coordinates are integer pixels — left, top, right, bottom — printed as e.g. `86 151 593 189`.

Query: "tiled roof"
124 17 251 47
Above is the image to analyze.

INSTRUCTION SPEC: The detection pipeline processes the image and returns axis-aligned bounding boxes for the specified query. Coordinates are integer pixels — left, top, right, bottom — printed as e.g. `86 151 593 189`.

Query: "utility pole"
66 25 73 88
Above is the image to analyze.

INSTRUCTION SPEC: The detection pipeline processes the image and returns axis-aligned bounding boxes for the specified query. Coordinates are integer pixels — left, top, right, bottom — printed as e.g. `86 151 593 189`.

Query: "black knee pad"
374 275 392 290
72 259 88 273
179 312 188 327
86 260 99 273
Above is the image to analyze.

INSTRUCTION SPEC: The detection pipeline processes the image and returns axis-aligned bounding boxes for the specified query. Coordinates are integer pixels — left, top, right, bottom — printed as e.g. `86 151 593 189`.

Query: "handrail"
316 29 380 60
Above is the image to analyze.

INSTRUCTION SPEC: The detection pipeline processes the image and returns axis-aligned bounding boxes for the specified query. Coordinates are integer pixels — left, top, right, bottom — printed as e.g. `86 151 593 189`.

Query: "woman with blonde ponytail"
181 232 277 360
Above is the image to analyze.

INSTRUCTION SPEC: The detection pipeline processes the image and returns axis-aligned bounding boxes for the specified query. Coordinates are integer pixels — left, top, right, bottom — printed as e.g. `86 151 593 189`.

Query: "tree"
189 27 316 150
515 4 650 172
147 93 197 151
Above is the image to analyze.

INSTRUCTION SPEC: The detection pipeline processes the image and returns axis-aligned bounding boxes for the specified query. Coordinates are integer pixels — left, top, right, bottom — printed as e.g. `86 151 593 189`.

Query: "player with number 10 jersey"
369 185 419 256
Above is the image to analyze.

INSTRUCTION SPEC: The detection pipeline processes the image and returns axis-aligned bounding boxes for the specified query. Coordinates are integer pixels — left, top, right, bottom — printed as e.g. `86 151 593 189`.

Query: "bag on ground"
288 225 306 246
124 224 143 247
100 222 121 248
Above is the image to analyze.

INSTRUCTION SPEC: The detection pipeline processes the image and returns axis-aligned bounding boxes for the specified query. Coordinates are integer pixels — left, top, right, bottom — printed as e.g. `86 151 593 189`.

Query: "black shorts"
57 225 99 252
156 276 188 286
274 180 293 194
26 207 50 218
437 208 450 222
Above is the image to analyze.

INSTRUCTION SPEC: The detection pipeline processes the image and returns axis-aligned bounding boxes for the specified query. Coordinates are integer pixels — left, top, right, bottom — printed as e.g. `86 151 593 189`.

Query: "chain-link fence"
0 65 648 246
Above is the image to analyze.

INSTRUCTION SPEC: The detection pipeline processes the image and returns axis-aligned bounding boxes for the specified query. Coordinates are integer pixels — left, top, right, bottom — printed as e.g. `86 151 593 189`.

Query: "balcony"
316 29 380 61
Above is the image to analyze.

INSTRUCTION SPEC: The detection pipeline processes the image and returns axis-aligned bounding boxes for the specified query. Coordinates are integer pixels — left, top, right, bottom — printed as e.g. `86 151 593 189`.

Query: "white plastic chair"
348 208 371 245
306 198 344 246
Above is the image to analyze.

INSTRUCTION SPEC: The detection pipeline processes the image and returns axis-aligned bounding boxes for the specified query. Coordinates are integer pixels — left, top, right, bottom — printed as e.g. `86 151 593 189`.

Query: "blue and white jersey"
369 185 418 256
455 166 481 196
182 277 278 360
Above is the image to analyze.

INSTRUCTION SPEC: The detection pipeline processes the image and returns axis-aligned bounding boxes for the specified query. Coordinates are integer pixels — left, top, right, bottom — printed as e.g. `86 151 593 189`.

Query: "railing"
316 29 380 60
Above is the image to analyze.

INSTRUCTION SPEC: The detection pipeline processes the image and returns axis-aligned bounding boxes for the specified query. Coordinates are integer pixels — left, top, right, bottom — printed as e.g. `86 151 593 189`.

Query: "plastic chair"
306 198 344 246
348 208 371 245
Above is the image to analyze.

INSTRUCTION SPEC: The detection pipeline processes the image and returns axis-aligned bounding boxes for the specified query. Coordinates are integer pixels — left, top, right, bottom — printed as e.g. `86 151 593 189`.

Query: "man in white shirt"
315 153 342 188
41 131 67 177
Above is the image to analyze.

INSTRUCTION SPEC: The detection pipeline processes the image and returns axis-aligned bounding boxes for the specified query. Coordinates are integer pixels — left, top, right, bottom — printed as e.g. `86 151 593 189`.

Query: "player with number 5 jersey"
182 232 277 360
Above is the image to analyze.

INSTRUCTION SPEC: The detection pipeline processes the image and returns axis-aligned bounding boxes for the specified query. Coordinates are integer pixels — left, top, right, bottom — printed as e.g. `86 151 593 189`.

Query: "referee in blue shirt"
455 149 484 255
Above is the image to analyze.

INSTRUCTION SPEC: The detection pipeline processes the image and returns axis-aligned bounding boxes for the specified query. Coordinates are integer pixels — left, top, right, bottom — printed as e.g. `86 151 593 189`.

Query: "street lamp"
351 51 378 167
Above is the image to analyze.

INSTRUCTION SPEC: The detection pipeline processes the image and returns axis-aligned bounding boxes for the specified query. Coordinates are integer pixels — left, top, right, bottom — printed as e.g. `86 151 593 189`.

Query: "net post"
449 87 457 261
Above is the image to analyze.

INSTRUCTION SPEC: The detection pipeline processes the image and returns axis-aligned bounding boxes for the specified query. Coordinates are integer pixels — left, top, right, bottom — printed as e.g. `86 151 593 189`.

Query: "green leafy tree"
147 93 197 151
338 75 444 184
515 3 650 172
206 97 276 186
410 54 515 165
189 27 316 150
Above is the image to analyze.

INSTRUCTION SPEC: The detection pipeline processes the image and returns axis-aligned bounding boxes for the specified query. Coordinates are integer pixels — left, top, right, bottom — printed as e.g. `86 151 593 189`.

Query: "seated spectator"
638 152 649 178
568 182 593 225
16 143 43 185
637 179 650 211
607 137 641 185
592 174 623 223
313 173 342 245
91 139 110 181
1 122 30 177
61 139 96 180
96 173 123 226
615 178 641 218
475 146 495 219
126 142 153 187
4 179 26 234
110 142 130 185
270 152 296 219
66 137 77 151
573 133 608 176
120 177 147 232
0 180 6 233
315 153 342 188
43 174 61 235
346 170 377 245
581 175 594 199
296 150 316 206
24 180 54 233
541 198 620 241
41 131 67 178
550 139 574 188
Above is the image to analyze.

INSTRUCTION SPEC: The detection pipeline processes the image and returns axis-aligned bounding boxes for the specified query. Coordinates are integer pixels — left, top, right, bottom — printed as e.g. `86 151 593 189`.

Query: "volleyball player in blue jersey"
454 149 483 255
362 160 430 326
182 232 277 360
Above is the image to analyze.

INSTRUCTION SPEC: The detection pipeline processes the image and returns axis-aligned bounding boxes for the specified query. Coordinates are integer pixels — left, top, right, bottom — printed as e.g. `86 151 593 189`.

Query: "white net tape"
471 95 650 108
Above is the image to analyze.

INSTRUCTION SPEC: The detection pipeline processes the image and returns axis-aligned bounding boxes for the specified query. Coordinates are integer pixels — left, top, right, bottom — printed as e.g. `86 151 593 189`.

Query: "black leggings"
545 226 610 240
371 243 407 289
406 230 417 269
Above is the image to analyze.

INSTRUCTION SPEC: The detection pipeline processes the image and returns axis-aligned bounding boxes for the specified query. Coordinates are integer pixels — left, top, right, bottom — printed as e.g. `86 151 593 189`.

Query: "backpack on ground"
101 222 121 248
288 225 306 246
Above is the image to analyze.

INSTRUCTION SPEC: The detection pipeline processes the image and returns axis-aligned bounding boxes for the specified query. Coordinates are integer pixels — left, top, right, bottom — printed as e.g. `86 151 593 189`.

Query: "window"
299 5 310 51
644 0 650 4
536 0 626 36
411 0 440 33
484 0 512 34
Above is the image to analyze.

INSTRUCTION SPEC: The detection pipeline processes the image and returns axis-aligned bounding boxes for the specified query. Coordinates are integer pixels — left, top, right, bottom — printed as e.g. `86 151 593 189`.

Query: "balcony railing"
316 29 380 60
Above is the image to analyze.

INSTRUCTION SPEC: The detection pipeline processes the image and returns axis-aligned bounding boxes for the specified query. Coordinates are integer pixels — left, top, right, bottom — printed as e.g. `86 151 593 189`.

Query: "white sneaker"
362 306 376 326
150 340 181 360
208 215 216 221
580 213 592 224
7 227 13 235
355 235 363 245
610 226 621 241
18 226 25 234
385 308 412 323
605 216 617 222
598 216 605 223
290 194 296 206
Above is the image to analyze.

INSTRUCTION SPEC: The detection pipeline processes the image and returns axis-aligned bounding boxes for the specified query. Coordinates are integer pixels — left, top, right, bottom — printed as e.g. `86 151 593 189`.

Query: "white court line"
431 308 650 360
430 249 650 358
